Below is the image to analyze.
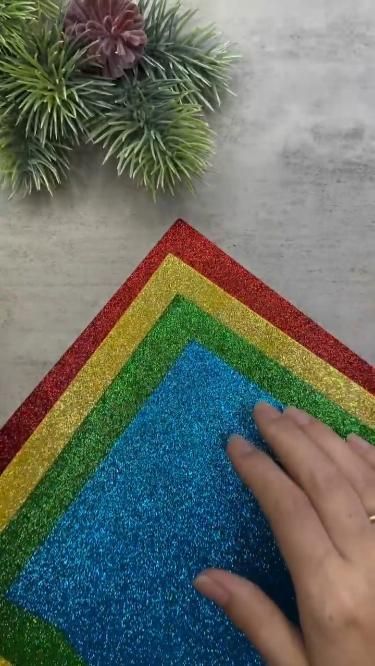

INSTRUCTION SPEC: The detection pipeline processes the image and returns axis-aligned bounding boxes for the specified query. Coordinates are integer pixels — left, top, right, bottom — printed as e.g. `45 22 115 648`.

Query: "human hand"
194 403 375 666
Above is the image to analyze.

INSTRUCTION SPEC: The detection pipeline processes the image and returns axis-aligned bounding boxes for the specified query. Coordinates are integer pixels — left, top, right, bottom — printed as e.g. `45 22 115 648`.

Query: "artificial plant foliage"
0 116 71 196
91 78 213 196
0 0 236 198
0 24 114 144
0 0 58 47
138 0 236 110
65 0 148 78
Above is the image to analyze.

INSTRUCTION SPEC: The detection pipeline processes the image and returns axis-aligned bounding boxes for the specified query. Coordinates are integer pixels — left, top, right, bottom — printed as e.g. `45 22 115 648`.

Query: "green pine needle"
138 0 238 110
0 116 71 197
35 0 60 19
0 0 37 47
0 23 114 146
0 0 58 48
91 78 214 197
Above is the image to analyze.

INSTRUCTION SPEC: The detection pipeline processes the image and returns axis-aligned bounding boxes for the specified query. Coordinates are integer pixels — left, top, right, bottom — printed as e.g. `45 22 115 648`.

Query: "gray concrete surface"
1 0 375 427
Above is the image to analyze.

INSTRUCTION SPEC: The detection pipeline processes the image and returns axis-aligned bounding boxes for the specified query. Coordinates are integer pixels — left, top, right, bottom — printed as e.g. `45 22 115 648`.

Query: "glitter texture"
8 344 295 666
1 257 374 531
1 298 374 569
1 221 374 665
1 221 373 473
1 299 373 664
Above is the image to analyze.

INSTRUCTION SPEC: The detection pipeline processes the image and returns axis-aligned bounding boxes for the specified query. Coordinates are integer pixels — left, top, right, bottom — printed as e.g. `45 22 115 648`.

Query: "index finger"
253 403 373 558
227 435 336 585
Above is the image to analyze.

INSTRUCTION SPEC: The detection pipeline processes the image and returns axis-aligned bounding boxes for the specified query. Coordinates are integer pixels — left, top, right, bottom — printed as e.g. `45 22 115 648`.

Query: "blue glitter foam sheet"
8 343 297 665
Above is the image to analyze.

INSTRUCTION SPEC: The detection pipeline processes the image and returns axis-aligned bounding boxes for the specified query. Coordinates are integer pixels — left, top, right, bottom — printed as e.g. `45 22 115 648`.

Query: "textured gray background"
0 0 374 427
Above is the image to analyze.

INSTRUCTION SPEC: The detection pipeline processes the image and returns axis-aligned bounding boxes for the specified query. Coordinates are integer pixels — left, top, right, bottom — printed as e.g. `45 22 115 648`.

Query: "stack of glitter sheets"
0 221 374 665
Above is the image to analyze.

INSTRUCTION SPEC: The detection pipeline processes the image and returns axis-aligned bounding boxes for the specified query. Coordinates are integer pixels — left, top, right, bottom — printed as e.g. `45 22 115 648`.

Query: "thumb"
194 569 307 666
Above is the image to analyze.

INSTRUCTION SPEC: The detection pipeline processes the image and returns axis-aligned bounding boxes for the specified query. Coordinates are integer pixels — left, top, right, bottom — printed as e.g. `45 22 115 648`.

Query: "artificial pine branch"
0 116 71 197
34 0 60 19
0 0 38 47
0 0 58 48
91 78 214 197
0 23 115 146
138 0 238 110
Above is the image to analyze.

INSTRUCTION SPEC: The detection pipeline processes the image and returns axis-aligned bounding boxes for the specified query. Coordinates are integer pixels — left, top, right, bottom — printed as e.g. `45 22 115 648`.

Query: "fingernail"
254 402 280 420
347 433 369 448
193 573 229 606
227 435 254 455
285 406 312 426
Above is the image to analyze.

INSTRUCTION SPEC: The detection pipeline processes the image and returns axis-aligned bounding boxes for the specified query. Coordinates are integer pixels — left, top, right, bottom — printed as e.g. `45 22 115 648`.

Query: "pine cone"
64 0 147 79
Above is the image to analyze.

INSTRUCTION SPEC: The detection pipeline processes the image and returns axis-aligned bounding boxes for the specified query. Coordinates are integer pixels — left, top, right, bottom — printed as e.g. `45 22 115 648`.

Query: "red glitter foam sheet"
0 220 374 473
